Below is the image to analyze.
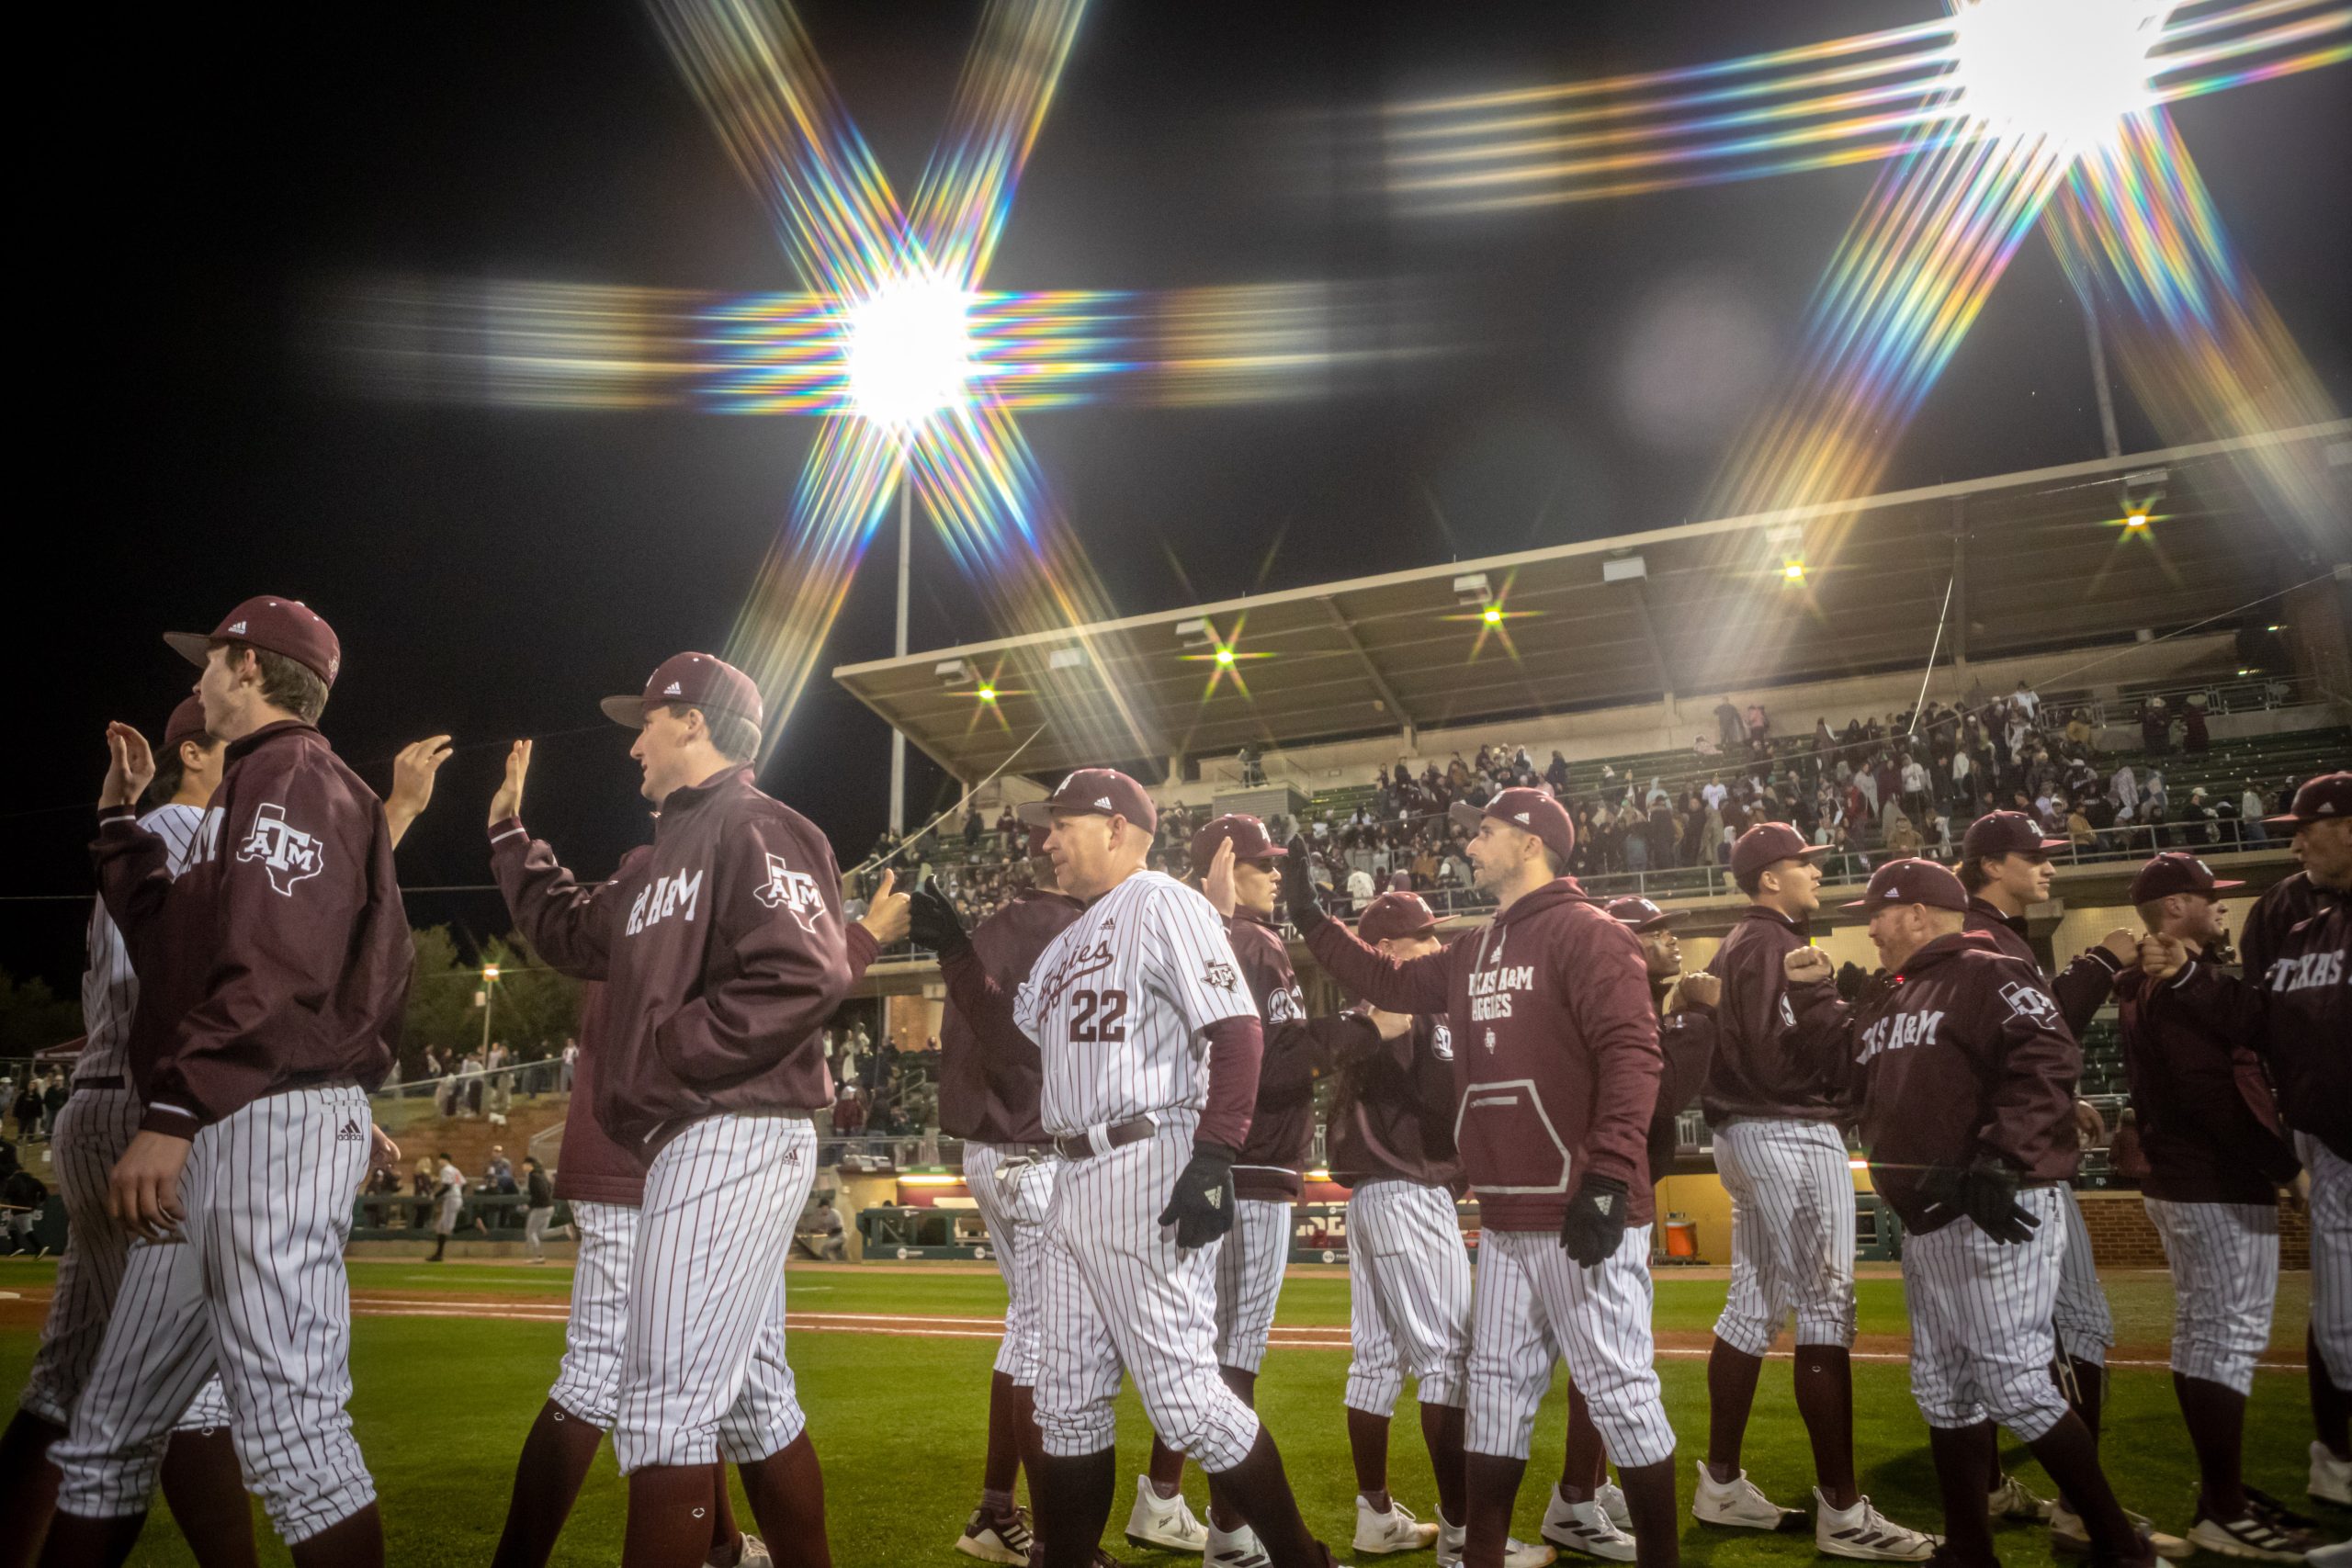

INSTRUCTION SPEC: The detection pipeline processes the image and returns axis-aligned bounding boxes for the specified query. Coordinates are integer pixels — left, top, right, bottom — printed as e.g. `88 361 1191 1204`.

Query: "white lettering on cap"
664 682 683 695
227 620 248 634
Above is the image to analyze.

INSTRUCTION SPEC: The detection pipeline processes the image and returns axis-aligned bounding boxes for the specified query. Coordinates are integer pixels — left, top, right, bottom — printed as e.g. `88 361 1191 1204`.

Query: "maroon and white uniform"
492 763 859 1473
939 885 1083 1387
1789 931 2081 1437
1329 1010 1471 1419
1306 878 1675 1468
1217 909 1369 1375
1701 906 1858 1356
1962 898 2121 1369
59 719 407 1544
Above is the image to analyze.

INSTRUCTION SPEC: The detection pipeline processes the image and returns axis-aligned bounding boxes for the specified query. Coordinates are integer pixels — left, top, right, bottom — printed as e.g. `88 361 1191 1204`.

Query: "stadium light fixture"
481 964 500 982
1783 559 1807 582
1482 604 1503 625
2123 507 2151 530
1216 647 1237 666
978 684 998 702
844 271 978 430
1949 0 2168 153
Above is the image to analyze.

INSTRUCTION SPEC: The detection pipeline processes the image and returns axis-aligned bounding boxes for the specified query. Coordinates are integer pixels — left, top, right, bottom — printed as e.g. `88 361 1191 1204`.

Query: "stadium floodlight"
1047 647 1088 671
1950 0 2169 152
481 964 500 982
1783 559 1807 582
1453 572 1493 607
844 271 978 430
1482 604 1503 625
1215 648 1236 666
934 658 972 687
978 685 998 703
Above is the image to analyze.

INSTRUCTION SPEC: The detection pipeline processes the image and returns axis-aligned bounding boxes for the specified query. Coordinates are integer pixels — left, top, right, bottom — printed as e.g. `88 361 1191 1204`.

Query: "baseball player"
932 828 1085 1565
2117 852 2325 1559
1955 811 2138 1541
1285 788 1679 1568
1691 821 1932 1559
487 652 862 1568
1781 858 2157 1568
1539 899 1724 1562
913 768 1342 1568
48 598 408 1567
2140 772 2351 1514
1184 815 1402 1563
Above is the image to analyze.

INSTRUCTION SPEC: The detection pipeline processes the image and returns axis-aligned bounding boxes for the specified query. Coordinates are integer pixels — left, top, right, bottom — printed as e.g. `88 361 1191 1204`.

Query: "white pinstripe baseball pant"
2050 1187 2113 1368
1344 1179 1471 1416
1464 1226 1676 1468
1034 1112 1261 1470
17 1087 231 1434
2143 1198 2277 1394
1899 1187 2070 1438
548 1199 638 1427
614 1114 816 1472
51 1085 375 1543
2299 1134 2352 1386
1710 1119 1858 1354
1215 1197 1293 1375
965 1143 1057 1384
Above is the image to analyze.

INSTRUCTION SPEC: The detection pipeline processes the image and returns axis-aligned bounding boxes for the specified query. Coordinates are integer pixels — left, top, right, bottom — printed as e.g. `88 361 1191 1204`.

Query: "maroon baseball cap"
1841 856 1971 913
1729 820 1831 888
2265 771 2351 829
161 695 211 753
1016 768 1158 836
2128 852 2244 905
1189 813 1287 866
1358 890 1441 942
602 652 763 731
1961 809 2067 863
1604 895 1683 931
164 597 342 688
1449 786 1575 867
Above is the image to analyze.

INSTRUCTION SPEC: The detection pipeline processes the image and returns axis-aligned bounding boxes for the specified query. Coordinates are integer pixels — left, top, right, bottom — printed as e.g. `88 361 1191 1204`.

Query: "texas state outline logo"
753 851 827 934
234 803 323 896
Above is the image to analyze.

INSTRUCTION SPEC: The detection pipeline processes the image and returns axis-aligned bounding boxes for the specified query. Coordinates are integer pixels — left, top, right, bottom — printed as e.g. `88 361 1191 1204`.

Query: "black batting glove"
1958 1157 2039 1245
1559 1172 1630 1267
1282 835 1327 932
1158 1142 1238 1249
907 877 971 961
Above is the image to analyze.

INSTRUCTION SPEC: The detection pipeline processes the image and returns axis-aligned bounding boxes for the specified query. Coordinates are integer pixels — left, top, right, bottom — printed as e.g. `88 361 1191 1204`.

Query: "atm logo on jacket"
234 803 322 896
626 867 704 935
754 852 828 934
1467 963 1536 1021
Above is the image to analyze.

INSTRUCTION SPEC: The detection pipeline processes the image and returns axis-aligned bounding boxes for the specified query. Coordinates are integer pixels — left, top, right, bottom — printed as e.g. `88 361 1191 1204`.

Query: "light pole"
890 480 910 834
479 964 499 1055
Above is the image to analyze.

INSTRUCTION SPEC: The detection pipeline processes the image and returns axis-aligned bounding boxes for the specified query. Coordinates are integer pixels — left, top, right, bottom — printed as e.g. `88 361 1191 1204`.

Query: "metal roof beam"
1319 595 1417 739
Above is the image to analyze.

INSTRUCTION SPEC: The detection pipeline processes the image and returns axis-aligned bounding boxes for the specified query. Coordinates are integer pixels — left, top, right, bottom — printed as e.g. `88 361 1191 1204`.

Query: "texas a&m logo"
627 868 703 935
1203 960 1238 991
753 852 827 933
234 803 322 896
1999 980 2061 1028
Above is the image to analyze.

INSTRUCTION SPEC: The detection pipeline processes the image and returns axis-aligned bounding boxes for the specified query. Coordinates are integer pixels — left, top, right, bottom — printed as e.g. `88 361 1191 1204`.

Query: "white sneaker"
2051 1500 2191 1560
1126 1475 1209 1554
956 1506 1033 1565
1815 1491 1938 1562
2315 1441 2352 1508
1437 1510 1558 1568
1987 1473 2053 1523
2187 1506 2324 1562
1691 1463 1804 1530
1596 1482 1632 1531
1541 1492 1637 1562
1355 1497 1440 1554
1206 1517 1270 1568
732 1535 775 1568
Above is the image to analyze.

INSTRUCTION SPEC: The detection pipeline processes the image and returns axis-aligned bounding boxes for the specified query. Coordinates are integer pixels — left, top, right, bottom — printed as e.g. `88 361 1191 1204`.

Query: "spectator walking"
2240 783 2267 846
1714 695 1744 750
429 1152 467 1262
521 1156 556 1263
2180 695 2211 753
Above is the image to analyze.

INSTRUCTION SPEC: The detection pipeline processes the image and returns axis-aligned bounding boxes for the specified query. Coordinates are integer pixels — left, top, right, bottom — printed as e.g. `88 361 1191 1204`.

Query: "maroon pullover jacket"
1701 904 1848 1126
2165 887 2349 1161
2115 960 2299 1204
937 886 1082 1145
1228 910 1374 1201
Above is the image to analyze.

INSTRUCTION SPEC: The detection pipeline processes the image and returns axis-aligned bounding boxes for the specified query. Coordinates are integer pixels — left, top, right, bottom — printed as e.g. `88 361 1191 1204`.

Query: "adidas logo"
1593 1194 1613 1214
1204 1188 1223 1208
1095 796 1114 809
335 1120 362 1142
664 681 684 695
1514 812 1531 823
227 620 248 635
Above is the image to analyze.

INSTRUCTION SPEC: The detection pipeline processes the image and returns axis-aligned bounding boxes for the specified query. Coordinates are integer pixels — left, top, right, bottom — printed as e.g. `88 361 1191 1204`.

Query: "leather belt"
1053 1116 1157 1162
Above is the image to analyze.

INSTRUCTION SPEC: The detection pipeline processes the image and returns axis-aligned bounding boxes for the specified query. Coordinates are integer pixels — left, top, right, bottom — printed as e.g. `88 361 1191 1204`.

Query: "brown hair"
142 732 220 810
666 703 760 765
221 641 328 724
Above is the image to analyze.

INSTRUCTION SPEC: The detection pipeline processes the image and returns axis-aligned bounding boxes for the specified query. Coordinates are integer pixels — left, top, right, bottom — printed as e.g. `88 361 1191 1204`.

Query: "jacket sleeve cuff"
139 1103 203 1137
97 805 137 826
2084 947 2125 975
844 920 880 973
488 817 527 848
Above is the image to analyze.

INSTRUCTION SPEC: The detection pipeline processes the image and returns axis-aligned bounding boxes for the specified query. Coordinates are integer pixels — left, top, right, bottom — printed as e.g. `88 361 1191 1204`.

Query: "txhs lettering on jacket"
490 765 854 1153
1305 877 1661 1233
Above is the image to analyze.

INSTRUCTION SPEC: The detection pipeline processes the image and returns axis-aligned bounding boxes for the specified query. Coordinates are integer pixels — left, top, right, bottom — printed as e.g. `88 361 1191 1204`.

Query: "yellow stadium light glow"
1216 647 1236 666
481 964 500 982
1951 0 2166 153
1783 559 1806 582
978 685 997 702
843 272 977 429
1482 604 1503 624
2123 508 2150 530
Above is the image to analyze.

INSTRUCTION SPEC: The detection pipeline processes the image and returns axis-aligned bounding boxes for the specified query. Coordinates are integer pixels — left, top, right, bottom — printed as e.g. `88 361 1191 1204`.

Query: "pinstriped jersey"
1012 870 1256 1135
77 803 217 1083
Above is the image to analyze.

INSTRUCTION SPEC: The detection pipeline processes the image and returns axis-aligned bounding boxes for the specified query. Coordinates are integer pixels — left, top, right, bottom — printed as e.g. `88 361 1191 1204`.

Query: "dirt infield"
0 1281 2304 1374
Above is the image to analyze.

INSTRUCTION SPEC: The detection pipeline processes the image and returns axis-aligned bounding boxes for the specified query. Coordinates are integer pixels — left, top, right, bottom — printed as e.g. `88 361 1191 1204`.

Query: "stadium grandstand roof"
834 423 2352 783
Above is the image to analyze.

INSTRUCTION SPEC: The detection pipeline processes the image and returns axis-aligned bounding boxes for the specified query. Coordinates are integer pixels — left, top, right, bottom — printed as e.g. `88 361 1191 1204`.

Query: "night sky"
10 2 2348 989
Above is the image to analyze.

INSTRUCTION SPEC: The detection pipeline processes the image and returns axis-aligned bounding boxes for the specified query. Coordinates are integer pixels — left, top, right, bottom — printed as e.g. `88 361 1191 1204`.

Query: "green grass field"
0 1258 2330 1566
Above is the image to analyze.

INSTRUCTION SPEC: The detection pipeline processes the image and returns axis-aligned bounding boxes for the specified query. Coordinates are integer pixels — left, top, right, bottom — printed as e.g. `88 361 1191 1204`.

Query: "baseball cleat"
1596 1481 1631 1531
1988 1472 2054 1522
1436 1511 1556 1567
1541 1493 1637 1561
1691 1464 1805 1530
2188 1503 2324 1562
1126 1475 1208 1554
729 1534 775 1568
1814 1491 1939 1561
1353 1496 1439 1554
2313 1443 2352 1508
2050 1503 2191 1560
1205 1517 1270 1568
956 1505 1034 1565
